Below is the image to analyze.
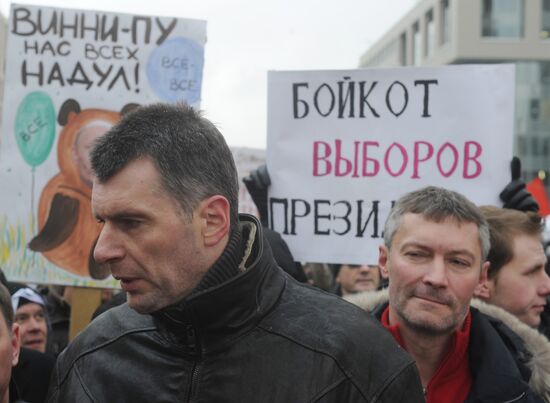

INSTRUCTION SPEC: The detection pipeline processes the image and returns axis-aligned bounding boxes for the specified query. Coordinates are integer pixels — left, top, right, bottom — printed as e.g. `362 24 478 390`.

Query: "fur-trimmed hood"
346 289 550 402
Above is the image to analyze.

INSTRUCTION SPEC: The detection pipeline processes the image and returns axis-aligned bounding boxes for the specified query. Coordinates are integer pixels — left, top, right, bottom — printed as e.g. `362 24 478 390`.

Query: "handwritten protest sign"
267 65 515 264
0 4 206 286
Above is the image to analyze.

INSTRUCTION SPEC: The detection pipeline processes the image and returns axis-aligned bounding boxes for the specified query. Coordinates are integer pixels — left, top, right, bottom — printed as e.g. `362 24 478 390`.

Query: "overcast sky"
2 0 417 148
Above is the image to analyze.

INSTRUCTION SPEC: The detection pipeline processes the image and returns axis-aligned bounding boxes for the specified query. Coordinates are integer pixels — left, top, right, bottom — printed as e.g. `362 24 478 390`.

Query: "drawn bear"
29 99 138 279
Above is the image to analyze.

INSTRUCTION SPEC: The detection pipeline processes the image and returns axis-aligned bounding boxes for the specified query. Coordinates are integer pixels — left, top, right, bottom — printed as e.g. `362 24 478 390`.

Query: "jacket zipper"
186 325 201 403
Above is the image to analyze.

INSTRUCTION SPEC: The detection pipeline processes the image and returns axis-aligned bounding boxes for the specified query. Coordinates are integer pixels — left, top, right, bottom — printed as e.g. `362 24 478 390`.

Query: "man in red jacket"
372 186 545 402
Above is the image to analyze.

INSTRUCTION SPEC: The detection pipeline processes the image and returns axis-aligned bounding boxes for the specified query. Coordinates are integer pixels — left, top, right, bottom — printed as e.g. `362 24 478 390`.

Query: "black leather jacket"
47 215 423 403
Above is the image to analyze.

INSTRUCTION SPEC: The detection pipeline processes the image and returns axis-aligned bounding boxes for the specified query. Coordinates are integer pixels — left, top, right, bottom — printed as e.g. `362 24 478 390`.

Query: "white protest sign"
0 4 206 286
267 65 515 264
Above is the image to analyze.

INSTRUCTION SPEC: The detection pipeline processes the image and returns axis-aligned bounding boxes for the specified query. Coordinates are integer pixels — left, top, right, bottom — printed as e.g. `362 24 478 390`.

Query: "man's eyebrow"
400 242 476 258
400 242 431 251
95 210 151 221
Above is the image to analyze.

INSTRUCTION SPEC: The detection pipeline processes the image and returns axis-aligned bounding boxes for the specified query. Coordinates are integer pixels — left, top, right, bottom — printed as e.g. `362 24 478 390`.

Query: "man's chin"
127 295 156 314
399 309 458 336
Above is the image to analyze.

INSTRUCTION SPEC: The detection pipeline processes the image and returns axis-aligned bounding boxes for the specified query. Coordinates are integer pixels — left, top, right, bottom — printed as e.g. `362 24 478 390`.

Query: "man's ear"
474 261 491 300
378 245 390 279
11 323 20 367
474 282 491 299
199 195 230 247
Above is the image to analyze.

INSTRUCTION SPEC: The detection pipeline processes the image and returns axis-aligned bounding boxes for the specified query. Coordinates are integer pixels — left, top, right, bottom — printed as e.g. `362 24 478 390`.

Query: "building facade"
360 0 550 181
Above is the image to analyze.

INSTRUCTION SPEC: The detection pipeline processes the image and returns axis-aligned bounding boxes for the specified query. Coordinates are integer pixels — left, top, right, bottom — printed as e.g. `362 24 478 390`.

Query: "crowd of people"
2 102 550 402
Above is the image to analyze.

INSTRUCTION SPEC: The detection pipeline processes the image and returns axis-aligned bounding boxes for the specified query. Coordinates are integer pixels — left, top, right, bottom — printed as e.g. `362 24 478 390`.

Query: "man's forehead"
92 160 168 213
512 233 547 262
393 213 481 253
16 302 44 313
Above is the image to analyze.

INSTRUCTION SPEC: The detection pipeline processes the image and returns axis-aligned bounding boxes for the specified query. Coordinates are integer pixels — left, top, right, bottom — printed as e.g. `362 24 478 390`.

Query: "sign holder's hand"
499 157 539 212
242 164 271 223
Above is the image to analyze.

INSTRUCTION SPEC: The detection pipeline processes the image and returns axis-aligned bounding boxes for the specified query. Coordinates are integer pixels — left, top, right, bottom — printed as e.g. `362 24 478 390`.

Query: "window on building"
531 99 541 120
532 137 540 157
542 0 550 39
441 0 450 44
482 0 524 38
541 62 550 84
518 135 527 156
400 32 407 65
412 22 421 66
425 10 435 57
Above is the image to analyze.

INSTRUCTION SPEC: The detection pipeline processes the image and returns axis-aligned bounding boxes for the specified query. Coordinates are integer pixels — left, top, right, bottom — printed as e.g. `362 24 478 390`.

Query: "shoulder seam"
59 325 156 384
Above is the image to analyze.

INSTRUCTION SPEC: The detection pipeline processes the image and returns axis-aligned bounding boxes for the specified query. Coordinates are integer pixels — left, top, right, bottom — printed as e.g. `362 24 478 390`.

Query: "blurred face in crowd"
380 214 488 335
15 302 47 353
93 158 214 314
336 264 381 295
0 313 19 403
485 234 550 327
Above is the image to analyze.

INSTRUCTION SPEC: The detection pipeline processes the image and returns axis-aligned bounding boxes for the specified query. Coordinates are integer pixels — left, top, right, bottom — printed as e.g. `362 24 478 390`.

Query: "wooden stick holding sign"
69 287 102 341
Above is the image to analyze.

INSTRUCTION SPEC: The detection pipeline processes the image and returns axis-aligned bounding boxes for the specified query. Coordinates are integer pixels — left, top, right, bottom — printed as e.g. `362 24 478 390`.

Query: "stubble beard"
391 286 469 336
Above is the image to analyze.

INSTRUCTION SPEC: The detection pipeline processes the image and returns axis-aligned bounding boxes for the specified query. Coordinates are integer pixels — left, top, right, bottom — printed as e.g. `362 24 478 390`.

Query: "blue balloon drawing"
146 36 204 103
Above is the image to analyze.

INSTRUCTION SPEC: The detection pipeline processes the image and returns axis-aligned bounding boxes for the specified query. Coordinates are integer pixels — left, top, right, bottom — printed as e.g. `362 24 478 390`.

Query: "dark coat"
10 348 54 403
48 215 423 402
349 290 548 403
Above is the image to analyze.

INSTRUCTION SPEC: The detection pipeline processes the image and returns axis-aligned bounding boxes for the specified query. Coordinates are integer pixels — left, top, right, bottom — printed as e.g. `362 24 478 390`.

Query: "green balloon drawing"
15 92 56 167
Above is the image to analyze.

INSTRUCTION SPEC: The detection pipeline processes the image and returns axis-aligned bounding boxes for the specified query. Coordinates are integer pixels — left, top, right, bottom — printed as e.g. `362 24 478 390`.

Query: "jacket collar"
153 214 286 354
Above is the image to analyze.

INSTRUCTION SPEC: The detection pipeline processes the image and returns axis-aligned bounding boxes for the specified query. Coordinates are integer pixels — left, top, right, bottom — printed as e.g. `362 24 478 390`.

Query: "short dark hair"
90 103 239 229
480 206 543 279
384 186 490 261
0 284 14 330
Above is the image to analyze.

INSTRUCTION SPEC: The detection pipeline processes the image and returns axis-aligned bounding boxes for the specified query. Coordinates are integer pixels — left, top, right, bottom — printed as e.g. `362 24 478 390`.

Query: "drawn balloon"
15 91 56 167
146 36 204 104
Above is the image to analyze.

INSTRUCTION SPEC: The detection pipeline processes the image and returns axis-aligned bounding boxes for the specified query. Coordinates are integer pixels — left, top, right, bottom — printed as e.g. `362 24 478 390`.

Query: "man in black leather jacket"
47 103 423 402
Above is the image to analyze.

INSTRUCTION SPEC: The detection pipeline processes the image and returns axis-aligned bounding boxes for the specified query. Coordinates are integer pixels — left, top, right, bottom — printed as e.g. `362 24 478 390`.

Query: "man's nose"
93 223 125 264
28 316 43 330
539 270 550 296
422 258 448 288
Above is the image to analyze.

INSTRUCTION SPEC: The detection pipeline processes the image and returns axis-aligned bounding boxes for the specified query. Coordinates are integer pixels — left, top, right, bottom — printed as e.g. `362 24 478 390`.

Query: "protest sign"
232 147 265 217
0 4 206 286
267 65 515 264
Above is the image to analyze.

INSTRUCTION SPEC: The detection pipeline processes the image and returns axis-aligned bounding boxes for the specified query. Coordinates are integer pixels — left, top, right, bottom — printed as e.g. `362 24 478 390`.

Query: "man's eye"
526 267 542 277
120 219 140 230
406 251 425 259
15 314 28 323
450 258 470 267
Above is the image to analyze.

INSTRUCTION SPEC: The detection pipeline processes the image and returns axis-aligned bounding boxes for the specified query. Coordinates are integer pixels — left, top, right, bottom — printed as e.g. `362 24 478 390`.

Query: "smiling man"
47 103 423 403
348 187 547 402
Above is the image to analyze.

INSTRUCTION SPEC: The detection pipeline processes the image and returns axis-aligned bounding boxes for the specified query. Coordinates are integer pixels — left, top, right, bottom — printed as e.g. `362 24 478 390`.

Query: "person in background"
0 283 20 403
302 262 334 291
330 264 382 296
11 288 48 354
36 286 69 358
475 206 550 328
48 102 423 402
496 157 550 339
348 186 549 402
0 274 54 403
